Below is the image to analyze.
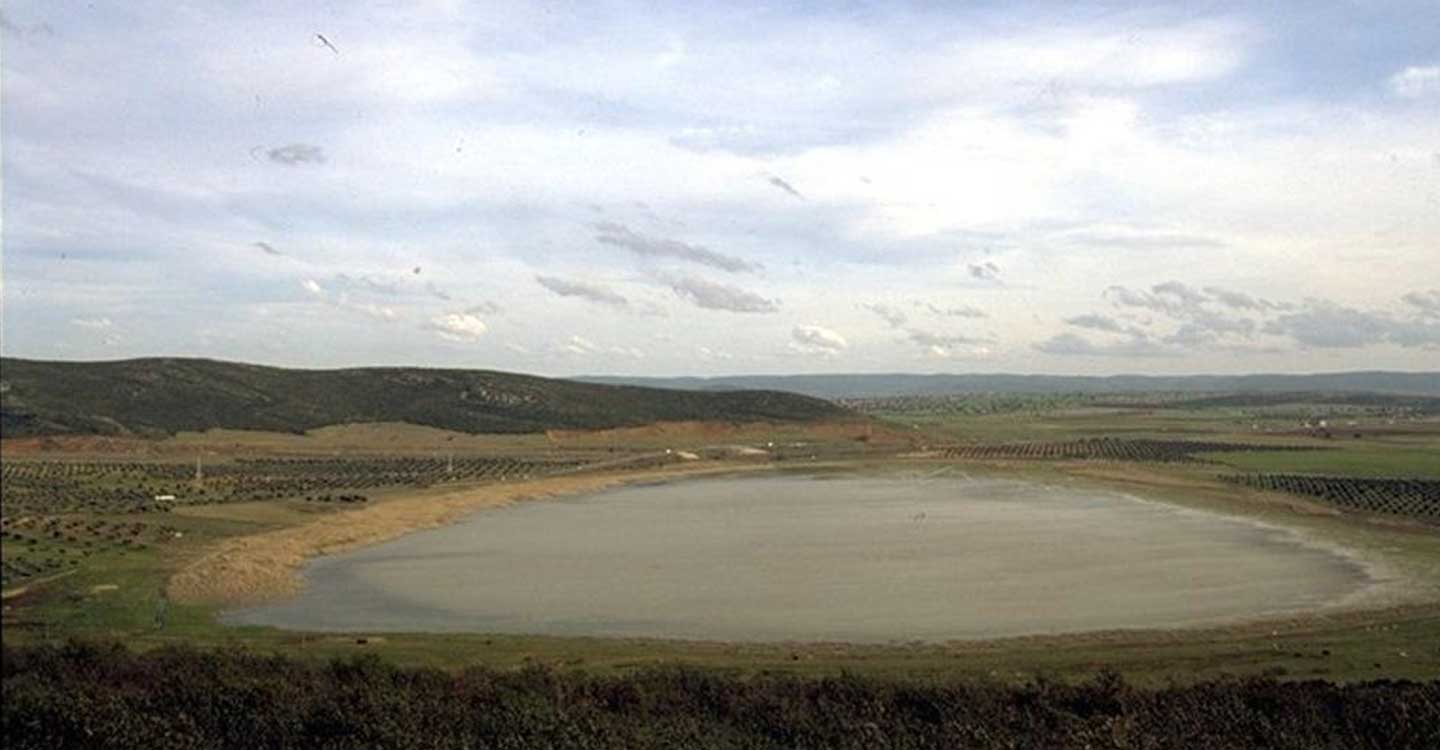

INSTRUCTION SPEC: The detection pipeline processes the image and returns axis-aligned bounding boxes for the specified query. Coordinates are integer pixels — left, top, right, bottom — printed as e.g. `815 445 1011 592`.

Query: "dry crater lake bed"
225 473 1379 642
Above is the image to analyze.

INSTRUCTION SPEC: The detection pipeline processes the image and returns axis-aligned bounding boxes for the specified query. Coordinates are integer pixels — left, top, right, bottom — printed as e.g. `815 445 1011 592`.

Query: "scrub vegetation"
5 642 1438 750
0 357 850 437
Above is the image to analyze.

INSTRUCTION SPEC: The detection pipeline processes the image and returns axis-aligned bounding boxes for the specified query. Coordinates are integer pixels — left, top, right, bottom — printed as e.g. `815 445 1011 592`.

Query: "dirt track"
167 462 766 606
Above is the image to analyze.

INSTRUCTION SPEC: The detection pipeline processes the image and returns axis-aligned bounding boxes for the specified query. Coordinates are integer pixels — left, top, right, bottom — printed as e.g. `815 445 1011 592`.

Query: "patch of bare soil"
1 435 160 457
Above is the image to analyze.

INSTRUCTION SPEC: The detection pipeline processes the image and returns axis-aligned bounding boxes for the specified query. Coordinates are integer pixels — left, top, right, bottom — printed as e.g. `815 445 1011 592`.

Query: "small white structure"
154 494 177 501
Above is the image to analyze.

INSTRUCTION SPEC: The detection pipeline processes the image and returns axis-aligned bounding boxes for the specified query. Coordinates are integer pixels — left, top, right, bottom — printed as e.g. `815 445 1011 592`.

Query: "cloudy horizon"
2 1 1438 377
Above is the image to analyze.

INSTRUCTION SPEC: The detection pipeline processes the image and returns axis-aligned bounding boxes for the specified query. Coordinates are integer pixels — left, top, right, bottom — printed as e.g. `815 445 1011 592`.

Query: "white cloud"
70 316 113 329
348 302 399 322
564 335 598 355
790 325 848 354
903 328 991 359
302 278 398 322
5 4 1439 374
923 19 1251 93
920 342 992 360
201 25 504 112
608 345 646 359
427 312 488 342
1388 65 1440 99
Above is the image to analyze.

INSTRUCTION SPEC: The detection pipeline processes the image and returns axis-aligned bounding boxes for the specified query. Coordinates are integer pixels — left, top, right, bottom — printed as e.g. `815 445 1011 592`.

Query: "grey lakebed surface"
227 473 1373 642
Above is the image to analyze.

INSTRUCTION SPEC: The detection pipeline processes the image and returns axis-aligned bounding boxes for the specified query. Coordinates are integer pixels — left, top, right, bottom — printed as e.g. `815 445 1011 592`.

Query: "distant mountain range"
579 371 1440 399
0 358 850 438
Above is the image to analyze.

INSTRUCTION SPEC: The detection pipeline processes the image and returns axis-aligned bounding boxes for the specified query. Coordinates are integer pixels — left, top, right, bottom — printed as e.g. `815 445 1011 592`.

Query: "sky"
2 1 1438 377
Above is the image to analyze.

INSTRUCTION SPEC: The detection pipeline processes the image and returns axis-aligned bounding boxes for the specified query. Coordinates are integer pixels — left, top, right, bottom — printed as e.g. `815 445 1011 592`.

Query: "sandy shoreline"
168 462 768 607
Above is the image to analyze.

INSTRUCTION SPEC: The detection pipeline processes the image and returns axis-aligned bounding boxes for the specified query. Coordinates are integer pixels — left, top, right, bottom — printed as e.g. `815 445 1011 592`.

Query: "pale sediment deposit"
224 473 1390 642
168 464 762 606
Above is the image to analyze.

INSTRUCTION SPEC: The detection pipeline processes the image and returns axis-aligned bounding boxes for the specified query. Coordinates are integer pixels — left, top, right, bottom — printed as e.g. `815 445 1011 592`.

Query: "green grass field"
1207 444 1440 478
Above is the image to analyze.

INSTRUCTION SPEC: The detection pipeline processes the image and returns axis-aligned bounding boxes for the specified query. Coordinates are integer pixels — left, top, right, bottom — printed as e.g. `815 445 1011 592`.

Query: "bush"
4 642 1439 749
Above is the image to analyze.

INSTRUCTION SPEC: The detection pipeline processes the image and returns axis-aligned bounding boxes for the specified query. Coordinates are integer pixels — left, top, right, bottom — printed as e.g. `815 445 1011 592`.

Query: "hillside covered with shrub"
4 643 1437 749
0 358 850 438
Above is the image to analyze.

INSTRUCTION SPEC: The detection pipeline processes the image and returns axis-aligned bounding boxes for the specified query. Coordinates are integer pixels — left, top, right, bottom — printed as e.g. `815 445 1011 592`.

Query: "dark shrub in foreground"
4 642 1438 749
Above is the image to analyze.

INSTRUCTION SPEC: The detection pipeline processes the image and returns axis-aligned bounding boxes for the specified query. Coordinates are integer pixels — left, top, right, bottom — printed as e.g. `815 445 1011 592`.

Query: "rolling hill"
0 358 851 438
579 371 1440 399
